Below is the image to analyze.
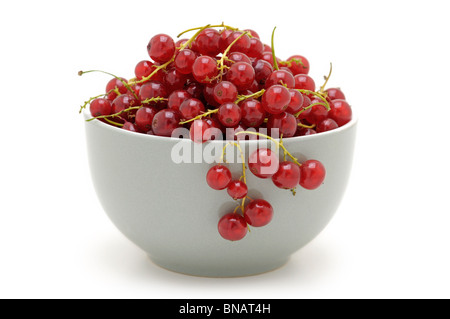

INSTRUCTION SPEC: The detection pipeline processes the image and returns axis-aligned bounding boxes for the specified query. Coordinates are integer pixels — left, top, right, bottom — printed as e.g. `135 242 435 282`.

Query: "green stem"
214 30 250 81
78 70 139 100
319 62 333 94
87 106 142 122
271 27 279 71
179 109 218 125
79 93 106 114
235 88 265 103
295 89 331 111
177 23 239 38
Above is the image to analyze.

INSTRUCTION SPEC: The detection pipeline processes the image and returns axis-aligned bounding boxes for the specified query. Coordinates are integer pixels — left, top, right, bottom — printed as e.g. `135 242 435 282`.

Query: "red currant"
194 28 221 56
192 56 218 84
299 160 326 190
286 55 310 75
305 100 329 125
240 99 266 127
147 34 175 63
167 90 191 111
105 77 128 101
261 85 291 115
267 112 297 138
244 199 273 227
139 81 168 107
135 106 157 133
225 52 251 66
285 89 304 114
265 70 295 89
217 102 241 127
163 67 187 91
189 119 211 144
272 161 301 189
296 127 317 136
90 98 112 117
227 180 248 199
226 62 255 91
247 37 264 58
151 109 181 137
329 99 352 126
112 94 139 121
174 49 197 74
248 148 279 178
122 121 137 132
213 81 238 105
206 165 232 190
294 74 316 91
224 31 251 54
326 87 346 100
179 98 205 120
218 213 248 241
135 60 154 80
253 59 273 86
317 118 338 132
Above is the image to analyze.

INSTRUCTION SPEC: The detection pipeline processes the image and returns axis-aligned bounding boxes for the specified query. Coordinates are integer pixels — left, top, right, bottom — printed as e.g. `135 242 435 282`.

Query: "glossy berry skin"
213 81 238 104
299 160 326 190
218 213 248 241
164 68 187 91
135 106 157 133
294 74 316 91
244 199 273 227
174 49 197 74
248 148 279 179
139 81 168 106
226 62 255 90
219 29 234 52
122 121 137 132
260 52 281 67
202 84 220 107
317 118 339 133
261 85 291 115
247 37 264 58
147 34 175 63
185 81 204 99
285 89 304 114
244 29 260 39
305 100 329 125
151 109 181 137
296 95 312 120
194 28 221 56
167 90 191 111
112 94 139 121
286 55 310 75
329 99 352 126
224 31 251 54
190 119 211 144
265 70 295 89
326 88 346 100
206 165 232 190
225 52 251 66
179 98 205 120
296 127 317 136
192 56 218 84
253 59 273 86
90 98 112 117
267 112 297 138
217 103 241 127
227 180 248 199
272 161 301 189
105 77 128 101
135 60 154 80
240 99 266 127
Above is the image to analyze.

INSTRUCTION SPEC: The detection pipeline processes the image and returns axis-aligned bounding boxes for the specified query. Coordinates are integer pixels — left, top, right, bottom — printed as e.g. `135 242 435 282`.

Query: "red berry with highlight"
218 213 248 241
329 99 352 126
206 165 232 190
272 161 301 189
248 148 279 179
147 34 175 63
261 85 291 115
227 180 248 199
244 199 273 227
299 160 326 190
217 103 241 127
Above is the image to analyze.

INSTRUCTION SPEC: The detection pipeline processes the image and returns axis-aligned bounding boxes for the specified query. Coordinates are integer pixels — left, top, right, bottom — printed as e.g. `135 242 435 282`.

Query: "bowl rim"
83 107 357 144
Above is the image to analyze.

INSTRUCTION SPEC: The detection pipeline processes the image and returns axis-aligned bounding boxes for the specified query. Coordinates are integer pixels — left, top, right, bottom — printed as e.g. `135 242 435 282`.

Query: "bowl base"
148 255 290 278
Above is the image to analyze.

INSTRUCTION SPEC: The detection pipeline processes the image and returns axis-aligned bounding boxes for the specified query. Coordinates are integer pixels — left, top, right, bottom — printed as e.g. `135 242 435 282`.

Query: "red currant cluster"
80 23 352 141
206 137 325 241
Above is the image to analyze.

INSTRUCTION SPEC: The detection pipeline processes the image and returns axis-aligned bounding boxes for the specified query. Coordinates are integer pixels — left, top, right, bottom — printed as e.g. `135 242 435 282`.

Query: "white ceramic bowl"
84 111 357 277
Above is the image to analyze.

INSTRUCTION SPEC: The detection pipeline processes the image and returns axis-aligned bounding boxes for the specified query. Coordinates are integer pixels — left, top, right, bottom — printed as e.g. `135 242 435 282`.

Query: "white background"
1 0 449 299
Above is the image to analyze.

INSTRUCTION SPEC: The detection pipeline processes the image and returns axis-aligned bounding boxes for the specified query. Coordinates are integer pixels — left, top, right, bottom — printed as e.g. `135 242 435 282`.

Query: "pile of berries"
80 23 352 241
80 23 352 142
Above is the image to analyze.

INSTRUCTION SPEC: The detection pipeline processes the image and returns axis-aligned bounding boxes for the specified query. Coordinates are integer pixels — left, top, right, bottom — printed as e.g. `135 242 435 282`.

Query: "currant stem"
79 93 107 114
293 102 326 118
177 23 239 38
235 131 302 167
215 31 251 81
86 106 142 122
78 70 139 100
271 27 279 71
297 122 316 129
179 109 218 125
104 117 124 127
279 58 306 68
235 88 265 103
319 62 333 94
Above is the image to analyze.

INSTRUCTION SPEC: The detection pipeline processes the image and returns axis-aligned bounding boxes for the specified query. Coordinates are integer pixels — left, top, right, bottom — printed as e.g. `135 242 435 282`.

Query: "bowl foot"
148 255 290 278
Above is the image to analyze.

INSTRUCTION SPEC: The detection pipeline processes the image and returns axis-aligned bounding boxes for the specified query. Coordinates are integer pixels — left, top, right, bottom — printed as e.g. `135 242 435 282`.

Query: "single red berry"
285 89 304 114
112 94 139 122
217 102 242 127
224 31 251 54
294 74 316 91
206 165 232 190
329 99 352 126
296 127 317 136
218 213 248 241
263 43 272 52
175 38 188 52
219 29 234 52
135 60 154 80
167 90 191 111
243 29 260 39
225 52 251 67
240 99 266 127
248 148 279 179
174 49 197 74
286 55 310 75
135 106 158 133
244 199 273 227
296 95 312 120
122 121 138 132
192 56 218 84
185 81 204 99
261 85 291 115
194 28 221 56
272 161 301 189
317 118 339 132
151 109 181 137
260 51 281 67
265 70 295 89
147 34 175 63
105 77 128 101
267 112 297 138
139 81 168 107
202 84 220 107
326 87 346 100
226 62 255 91
253 59 273 86
305 100 329 125
213 81 238 104
247 37 264 58
90 98 112 117
179 98 205 120
164 67 187 91
227 180 248 199
299 160 326 190
189 119 211 144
